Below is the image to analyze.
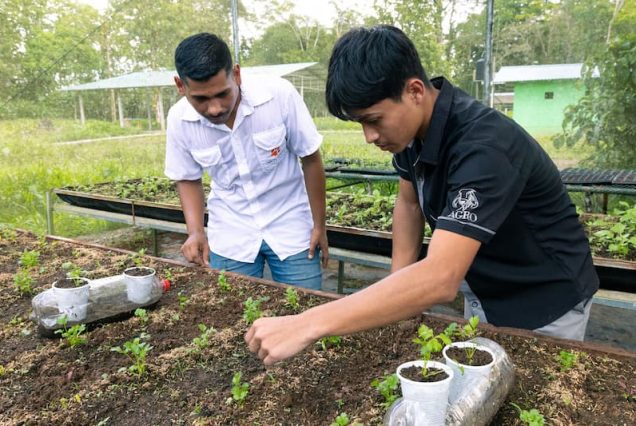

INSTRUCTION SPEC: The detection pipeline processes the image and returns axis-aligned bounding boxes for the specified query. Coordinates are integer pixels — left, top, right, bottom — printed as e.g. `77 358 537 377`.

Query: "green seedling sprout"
510 403 545 426
131 248 146 267
177 291 189 310
19 250 40 268
227 372 249 406
557 350 577 371
13 270 34 295
243 296 269 325
318 335 342 351
371 373 399 409
331 412 350 426
217 270 231 291
54 314 87 347
458 315 480 364
284 287 299 310
134 308 149 326
111 333 153 378
191 323 216 351
412 323 453 378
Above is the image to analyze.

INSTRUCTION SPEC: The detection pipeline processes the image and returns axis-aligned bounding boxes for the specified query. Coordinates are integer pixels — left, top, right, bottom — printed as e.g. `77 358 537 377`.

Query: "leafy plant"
19 250 40 268
618 379 636 402
131 248 146 267
227 372 249 406
61 261 84 280
458 316 480 364
13 270 34 295
510 402 545 426
134 308 149 326
177 291 189 310
371 373 399 409
557 350 577 372
217 270 230 292
191 323 216 351
331 412 350 426
54 314 87 347
111 333 153 378
243 296 269 325
318 335 342 351
284 287 299 310
412 323 454 378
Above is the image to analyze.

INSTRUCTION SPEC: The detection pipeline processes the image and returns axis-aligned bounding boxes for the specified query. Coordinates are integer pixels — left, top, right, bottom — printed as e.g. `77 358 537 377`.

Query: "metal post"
337 260 345 294
78 94 85 125
46 191 55 235
157 89 165 131
483 0 494 107
117 91 125 128
231 0 240 64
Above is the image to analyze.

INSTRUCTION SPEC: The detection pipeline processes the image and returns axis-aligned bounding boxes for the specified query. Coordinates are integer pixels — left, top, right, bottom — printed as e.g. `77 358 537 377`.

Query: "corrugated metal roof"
493 63 589 84
62 62 318 91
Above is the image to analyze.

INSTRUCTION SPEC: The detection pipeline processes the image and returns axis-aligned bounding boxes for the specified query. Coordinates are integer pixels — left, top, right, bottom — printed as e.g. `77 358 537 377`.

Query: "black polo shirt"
393 77 599 330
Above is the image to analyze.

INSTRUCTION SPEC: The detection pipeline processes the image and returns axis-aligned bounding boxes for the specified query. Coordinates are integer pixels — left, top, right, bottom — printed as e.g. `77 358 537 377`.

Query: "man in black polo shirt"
245 25 599 366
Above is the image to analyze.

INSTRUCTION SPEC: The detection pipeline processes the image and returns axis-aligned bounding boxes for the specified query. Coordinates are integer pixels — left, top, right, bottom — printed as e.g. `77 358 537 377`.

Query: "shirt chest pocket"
252 125 287 173
191 146 232 189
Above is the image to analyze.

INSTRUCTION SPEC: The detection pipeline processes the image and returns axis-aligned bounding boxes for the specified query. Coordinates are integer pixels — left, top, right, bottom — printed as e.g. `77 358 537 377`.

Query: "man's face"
350 83 426 154
175 65 241 126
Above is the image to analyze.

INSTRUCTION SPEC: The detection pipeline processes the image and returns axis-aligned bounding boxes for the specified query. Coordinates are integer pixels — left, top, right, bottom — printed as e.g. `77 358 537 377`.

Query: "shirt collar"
417 76 454 166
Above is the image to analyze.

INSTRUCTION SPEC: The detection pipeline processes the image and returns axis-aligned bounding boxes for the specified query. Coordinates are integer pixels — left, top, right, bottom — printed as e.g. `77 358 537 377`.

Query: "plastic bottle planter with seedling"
442 316 495 404
111 333 153 378
227 372 249 406
395 323 455 426
123 266 157 304
243 296 269 325
54 314 87 347
371 373 400 409
52 276 90 321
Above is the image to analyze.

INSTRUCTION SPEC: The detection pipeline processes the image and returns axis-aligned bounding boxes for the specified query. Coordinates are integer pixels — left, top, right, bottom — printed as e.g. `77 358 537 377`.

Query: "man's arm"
300 150 329 267
245 228 481 365
176 179 209 266
391 177 425 273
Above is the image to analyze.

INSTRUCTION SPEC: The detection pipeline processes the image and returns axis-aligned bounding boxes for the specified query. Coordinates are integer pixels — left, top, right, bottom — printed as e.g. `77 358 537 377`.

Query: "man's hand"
245 314 318 365
180 230 209 267
308 226 329 268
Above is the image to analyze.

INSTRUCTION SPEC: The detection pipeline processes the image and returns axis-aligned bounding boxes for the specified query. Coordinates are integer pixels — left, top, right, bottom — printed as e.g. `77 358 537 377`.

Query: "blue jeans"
210 241 322 290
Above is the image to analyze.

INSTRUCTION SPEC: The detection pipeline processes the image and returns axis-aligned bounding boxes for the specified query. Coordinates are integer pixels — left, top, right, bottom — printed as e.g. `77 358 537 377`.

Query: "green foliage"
227 372 249 406
371 373 399 409
510 402 545 426
217 270 231 292
587 202 636 258
284 287 299 310
318 335 342 351
131 249 146 267
61 262 84 280
177 291 189 310
557 350 578 372
458 316 480 364
111 333 153 378
191 324 216 351
13 270 35 295
331 412 351 426
54 314 87 347
19 250 40 268
242 296 269 325
134 308 149 326
412 323 454 378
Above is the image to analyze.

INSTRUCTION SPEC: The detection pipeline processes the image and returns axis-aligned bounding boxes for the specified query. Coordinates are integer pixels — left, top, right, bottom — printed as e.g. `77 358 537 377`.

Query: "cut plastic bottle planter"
51 277 90 321
123 267 157 304
443 341 496 404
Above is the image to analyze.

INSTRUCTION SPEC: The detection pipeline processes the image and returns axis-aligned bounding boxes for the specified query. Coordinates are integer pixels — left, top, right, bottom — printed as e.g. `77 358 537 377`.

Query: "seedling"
227 372 249 406
318 335 342 351
243 296 269 325
510 402 545 426
617 380 636 402
284 287 299 310
131 248 147 267
557 350 577 371
19 250 40 268
191 323 216 351
61 262 84 280
54 314 87 347
177 291 189 310
217 270 231 292
111 333 153 377
134 308 149 326
13 270 34 295
371 373 399 409
331 412 361 426
163 268 174 282
412 323 453 378
458 316 480 364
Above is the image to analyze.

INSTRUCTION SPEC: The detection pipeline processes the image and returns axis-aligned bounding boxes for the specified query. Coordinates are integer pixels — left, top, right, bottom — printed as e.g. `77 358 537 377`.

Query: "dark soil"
445 346 494 367
1 229 635 425
125 267 155 277
53 277 88 289
400 366 449 383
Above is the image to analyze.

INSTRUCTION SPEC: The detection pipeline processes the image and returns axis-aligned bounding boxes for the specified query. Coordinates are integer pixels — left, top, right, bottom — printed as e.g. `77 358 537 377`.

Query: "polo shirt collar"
417 77 453 166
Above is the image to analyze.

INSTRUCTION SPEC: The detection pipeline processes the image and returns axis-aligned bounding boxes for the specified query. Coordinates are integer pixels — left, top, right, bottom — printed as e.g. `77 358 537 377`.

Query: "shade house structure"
61 62 319 130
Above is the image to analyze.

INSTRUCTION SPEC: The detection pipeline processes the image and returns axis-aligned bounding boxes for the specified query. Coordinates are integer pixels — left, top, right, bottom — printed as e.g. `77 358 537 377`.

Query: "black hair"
326 25 431 121
175 33 233 84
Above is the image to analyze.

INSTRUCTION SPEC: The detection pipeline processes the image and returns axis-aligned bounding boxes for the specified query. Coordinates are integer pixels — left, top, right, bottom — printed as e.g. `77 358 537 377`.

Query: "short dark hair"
175 33 233 83
326 25 431 121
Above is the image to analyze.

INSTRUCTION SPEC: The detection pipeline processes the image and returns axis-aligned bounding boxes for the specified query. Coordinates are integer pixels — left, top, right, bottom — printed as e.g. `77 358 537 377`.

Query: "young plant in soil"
134 308 149 327
191 323 216 352
217 270 231 292
405 323 454 381
111 333 153 378
19 249 40 268
318 335 342 351
284 287 299 311
243 296 269 325
177 291 189 310
227 372 249 406
13 270 34 295
371 373 399 409
447 316 493 367
131 249 147 267
61 262 85 281
54 314 87 347
510 402 545 426
557 350 577 372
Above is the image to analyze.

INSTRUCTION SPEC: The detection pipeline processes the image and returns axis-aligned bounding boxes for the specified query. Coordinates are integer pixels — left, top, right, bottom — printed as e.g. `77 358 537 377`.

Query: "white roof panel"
493 63 587 84
62 62 318 91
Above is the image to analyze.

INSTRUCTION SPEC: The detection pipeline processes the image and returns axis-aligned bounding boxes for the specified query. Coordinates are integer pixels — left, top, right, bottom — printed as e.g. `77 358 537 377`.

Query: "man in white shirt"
164 33 328 290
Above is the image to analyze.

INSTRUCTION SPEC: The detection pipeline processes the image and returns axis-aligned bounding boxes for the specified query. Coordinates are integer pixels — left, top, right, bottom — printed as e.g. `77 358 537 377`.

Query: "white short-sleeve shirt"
164 75 322 262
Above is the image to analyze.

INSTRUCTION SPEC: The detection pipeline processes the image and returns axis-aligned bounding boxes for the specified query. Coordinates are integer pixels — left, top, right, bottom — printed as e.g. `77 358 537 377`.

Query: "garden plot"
1 228 635 425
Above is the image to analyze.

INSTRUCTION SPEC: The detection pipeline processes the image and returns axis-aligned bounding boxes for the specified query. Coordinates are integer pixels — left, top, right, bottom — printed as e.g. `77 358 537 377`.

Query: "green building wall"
512 80 584 137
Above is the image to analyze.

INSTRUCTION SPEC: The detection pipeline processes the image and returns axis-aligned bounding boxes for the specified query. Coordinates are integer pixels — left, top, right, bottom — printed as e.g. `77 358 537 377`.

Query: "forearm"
176 180 206 235
391 194 424 272
301 151 326 230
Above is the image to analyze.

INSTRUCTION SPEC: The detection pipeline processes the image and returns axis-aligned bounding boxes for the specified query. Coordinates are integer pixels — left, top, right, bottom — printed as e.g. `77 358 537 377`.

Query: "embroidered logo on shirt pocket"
191 145 232 189
253 125 286 172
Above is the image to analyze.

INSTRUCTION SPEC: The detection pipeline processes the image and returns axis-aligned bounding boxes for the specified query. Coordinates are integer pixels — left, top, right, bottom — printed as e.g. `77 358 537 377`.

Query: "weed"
111 333 153 378
13 270 35 295
284 287 299 310
557 350 577 372
510 402 545 426
227 372 249 406
217 270 230 292
243 296 269 325
371 373 399 409
19 250 40 268
0 365 5 377
163 268 174 282
54 314 87 347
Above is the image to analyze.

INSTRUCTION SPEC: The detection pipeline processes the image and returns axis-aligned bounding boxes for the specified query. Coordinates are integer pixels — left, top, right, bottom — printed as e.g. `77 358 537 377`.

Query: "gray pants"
460 282 592 341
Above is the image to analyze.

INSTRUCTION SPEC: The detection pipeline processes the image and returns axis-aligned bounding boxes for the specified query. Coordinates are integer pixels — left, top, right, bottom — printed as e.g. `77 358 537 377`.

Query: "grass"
0 118 594 238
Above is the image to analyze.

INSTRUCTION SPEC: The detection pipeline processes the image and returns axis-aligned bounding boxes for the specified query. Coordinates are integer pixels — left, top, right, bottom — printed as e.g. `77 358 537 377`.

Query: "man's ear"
174 76 186 96
405 78 425 104
231 64 241 87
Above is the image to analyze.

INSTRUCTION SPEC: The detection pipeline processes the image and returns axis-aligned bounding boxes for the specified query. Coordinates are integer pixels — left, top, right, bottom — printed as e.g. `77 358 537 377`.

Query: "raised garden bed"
1 229 635 425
